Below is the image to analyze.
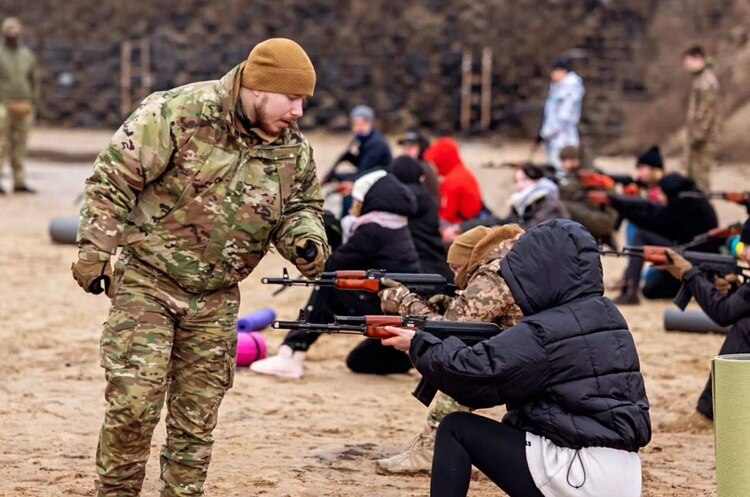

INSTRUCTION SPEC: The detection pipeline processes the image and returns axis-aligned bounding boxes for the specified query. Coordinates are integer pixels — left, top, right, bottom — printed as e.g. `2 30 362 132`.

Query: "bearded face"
244 90 304 137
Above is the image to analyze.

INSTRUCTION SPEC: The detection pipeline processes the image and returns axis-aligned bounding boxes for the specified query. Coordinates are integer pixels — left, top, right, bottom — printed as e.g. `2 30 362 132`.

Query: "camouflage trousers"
426 392 472 429
686 140 714 193
0 102 33 186
96 253 239 497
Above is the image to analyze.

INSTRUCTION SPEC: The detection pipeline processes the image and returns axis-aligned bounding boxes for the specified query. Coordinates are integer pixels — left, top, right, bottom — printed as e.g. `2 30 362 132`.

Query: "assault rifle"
262 268 457 297
273 314 502 406
680 191 750 210
602 246 749 310
678 223 743 251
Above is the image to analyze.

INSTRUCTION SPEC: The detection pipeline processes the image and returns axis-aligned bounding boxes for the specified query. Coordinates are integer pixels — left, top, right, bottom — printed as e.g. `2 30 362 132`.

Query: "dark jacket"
326 174 420 273
354 130 392 174
410 219 651 451
685 269 750 328
610 173 718 244
390 156 453 280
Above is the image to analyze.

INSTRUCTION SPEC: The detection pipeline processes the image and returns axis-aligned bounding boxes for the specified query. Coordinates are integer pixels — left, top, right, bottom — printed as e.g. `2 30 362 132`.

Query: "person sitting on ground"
655 218 750 422
390 155 452 281
557 145 618 244
251 170 419 379
375 224 524 475
381 219 651 497
398 130 440 202
588 172 718 305
422 137 483 226
462 163 569 232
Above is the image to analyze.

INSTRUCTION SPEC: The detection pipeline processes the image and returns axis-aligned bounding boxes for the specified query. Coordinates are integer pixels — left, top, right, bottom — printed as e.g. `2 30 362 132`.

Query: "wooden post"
120 41 132 117
460 49 472 133
480 47 492 131
139 38 152 100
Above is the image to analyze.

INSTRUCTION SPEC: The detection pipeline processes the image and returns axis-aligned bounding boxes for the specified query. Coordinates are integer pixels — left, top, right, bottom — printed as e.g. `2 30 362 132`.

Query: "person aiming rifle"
654 218 750 422
602 245 748 310
250 170 420 379
380 219 650 497
376 225 525 476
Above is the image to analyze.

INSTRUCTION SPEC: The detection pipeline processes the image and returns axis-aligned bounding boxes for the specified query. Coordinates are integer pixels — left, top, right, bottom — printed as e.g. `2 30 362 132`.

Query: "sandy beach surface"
1 129 747 496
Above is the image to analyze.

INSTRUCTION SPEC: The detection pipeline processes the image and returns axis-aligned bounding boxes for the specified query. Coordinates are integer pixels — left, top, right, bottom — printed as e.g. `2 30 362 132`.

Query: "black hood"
500 219 603 316
361 173 417 217
659 172 697 198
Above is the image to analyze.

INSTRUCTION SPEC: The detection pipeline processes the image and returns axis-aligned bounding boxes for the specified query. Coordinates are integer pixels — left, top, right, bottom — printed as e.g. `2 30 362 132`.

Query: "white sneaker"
250 344 306 379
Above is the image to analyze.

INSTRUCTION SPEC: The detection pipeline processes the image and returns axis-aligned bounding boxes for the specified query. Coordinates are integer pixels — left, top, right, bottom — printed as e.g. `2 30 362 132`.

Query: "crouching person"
382 219 651 497
375 224 524 475
251 170 420 379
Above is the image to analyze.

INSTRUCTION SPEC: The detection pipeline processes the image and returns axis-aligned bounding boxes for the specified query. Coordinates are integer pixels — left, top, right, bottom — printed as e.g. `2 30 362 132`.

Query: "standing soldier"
538 57 585 172
0 17 38 194
682 45 720 192
71 38 329 497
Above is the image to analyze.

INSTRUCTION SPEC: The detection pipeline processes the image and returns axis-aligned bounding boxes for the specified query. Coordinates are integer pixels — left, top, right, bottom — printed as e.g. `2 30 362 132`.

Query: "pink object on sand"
236 331 268 367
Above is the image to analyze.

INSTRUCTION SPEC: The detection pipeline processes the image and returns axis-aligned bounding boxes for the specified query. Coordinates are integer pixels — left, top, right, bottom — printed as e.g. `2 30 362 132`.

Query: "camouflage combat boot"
376 425 435 475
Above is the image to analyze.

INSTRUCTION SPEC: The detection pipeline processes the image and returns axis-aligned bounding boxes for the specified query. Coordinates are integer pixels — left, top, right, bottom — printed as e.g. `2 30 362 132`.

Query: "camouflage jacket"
687 67 720 144
397 239 523 328
77 64 327 293
0 42 38 104
558 172 617 239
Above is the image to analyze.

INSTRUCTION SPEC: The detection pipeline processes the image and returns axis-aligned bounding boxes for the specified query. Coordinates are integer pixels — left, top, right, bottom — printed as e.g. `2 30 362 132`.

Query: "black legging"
432 412 544 497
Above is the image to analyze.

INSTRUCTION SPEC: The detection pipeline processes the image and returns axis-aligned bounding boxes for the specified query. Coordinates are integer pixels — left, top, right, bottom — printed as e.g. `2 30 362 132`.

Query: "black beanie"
741 218 750 245
390 155 424 185
636 146 664 169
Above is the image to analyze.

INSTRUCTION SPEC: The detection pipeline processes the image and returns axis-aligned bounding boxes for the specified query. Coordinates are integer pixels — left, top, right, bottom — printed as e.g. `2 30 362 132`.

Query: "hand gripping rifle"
602 246 749 310
262 268 458 297
273 314 502 406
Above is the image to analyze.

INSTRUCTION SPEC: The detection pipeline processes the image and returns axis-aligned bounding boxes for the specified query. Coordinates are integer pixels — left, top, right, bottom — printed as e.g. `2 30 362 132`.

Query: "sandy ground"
1 130 748 496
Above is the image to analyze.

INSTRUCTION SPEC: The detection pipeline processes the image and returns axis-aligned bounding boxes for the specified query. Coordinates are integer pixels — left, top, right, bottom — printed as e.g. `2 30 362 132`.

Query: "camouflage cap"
559 145 580 161
1 17 22 34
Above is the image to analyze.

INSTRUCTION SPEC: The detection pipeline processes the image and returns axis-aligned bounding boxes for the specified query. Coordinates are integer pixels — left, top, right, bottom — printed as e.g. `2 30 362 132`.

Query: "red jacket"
423 138 483 224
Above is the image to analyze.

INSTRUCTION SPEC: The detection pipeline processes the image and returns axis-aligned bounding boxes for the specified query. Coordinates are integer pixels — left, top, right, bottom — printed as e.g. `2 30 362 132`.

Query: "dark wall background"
3 0 748 158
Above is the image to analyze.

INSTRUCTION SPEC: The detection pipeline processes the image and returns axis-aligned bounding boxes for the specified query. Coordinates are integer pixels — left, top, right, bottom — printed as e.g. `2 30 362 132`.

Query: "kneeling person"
376 224 524 475
382 220 651 497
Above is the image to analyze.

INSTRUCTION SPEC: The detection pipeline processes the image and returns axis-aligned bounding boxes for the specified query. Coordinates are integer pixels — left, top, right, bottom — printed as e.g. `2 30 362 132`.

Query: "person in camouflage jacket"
375 224 524 475
71 39 328 497
682 45 721 192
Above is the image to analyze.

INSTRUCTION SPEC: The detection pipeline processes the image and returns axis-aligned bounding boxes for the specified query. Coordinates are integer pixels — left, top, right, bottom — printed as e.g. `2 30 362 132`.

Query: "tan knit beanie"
241 38 316 97
447 226 489 267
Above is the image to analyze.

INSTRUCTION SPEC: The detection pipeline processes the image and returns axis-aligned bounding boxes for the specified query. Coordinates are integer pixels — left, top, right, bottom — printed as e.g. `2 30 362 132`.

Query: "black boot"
613 280 640 305
13 184 36 194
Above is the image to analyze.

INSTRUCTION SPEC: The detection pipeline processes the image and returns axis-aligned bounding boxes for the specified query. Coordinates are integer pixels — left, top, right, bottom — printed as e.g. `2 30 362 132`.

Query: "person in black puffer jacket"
590 172 719 305
390 155 453 281
251 170 420 379
381 219 651 497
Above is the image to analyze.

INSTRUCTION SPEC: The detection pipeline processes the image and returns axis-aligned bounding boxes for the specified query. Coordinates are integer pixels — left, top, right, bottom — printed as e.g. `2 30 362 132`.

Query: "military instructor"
72 39 329 497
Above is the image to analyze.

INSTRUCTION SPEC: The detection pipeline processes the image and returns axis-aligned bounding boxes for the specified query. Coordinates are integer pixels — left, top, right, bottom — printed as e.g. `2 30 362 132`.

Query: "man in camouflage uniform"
0 17 39 193
557 146 618 243
682 44 720 192
71 38 329 497
375 225 525 475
